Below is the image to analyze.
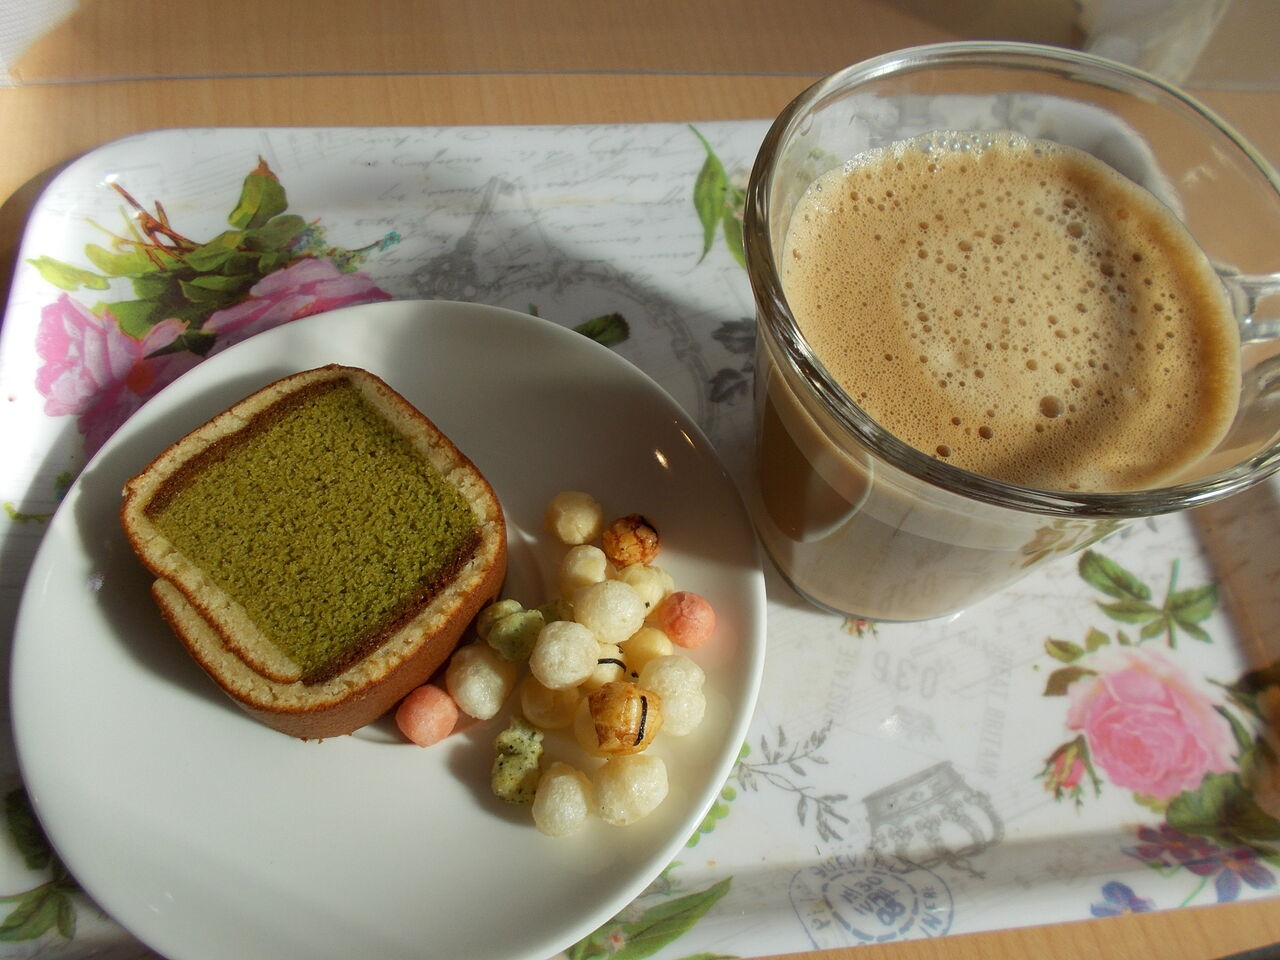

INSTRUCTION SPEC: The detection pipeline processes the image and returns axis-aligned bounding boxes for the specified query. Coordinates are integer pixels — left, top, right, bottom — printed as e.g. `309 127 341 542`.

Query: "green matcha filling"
152 381 479 683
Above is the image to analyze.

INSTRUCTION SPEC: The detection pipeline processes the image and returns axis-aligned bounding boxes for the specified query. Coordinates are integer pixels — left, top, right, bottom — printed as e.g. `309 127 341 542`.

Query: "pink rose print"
29 158 400 465
1066 648 1234 801
34 260 392 456
35 295 200 455
1039 734 1099 805
204 257 390 354
1054 752 1086 791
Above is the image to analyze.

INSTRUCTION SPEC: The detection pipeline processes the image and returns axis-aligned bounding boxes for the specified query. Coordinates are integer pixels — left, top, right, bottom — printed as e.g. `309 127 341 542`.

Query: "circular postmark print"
789 854 954 949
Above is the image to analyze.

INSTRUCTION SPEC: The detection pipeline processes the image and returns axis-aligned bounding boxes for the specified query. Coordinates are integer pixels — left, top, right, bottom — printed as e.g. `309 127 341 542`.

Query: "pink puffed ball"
652 591 716 648
395 684 459 747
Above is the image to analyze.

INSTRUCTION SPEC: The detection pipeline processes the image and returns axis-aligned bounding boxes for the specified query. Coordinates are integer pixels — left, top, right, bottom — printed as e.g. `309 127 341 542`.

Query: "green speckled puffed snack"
491 716 544 804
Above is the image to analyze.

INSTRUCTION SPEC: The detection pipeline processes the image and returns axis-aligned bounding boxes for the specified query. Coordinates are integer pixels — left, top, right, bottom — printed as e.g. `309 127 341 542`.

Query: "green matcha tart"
121 365 507 739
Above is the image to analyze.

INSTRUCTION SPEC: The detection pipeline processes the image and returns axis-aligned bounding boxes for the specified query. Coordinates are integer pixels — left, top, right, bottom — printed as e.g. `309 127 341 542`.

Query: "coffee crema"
781 133 1241 492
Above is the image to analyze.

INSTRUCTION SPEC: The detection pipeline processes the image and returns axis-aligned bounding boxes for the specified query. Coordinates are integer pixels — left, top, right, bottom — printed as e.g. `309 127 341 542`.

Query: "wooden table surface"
1 1 1278 957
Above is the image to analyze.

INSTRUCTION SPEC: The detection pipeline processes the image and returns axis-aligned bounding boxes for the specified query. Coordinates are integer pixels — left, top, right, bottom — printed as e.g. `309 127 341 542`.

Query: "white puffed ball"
445 643 518 720
532 762 594 837
593 754 669 826
519 676 580 730
616 564 673 612
638 656 706 735
638 654 706 695
580 642 627 693
656 688 706 736
529 620 599 690
574 579 646 645
544 491 604 545
558 544 609 598
620 626 674 674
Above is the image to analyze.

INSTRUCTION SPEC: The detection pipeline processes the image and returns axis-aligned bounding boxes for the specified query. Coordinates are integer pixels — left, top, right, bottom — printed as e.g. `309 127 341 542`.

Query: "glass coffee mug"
744 42 1280 621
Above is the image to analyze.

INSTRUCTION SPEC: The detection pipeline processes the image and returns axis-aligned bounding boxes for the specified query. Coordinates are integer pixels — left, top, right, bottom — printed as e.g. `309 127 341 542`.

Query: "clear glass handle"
1224 270 1280 343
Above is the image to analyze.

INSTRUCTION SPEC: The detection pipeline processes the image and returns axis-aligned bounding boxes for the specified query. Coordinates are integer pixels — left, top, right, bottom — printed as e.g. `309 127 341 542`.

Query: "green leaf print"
1166 584 1218 642
1043 665 1096 696
4 791 50 871
0 887 61 942
98 297 163 338
147 328 217 358
574 312 631 347
691 130 729 264
83 242 162 277
689 127 749 269
0 790 78 944
1078 550 1151 601
720 195 746 268
2 503 51 524
1167 772 1280 848
687 783 735 847
31 158 402 467
1045 638 1084 662
183 272 256 295
614 879 732 960
27 257 110 292
183 230 246 271
566 878 732 960
245 213 308 251
129 271 174 301
1098 597 1161 623
56 895 75 940
1077 553 1219 648
227 157 288 229
1215 705 1256 770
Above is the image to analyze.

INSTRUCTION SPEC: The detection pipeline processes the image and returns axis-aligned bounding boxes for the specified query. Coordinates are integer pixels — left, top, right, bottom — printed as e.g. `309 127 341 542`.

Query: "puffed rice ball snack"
558 543 610 598
594 754 669 826
519 676 580 730
601 514 660 568
415 489 719 839
532 762 594 837
544 491 604 545
620 626 674 674
639 655 707 737
617 563 674 612
574 579 646 645
445 643 518 720
529 620 599 690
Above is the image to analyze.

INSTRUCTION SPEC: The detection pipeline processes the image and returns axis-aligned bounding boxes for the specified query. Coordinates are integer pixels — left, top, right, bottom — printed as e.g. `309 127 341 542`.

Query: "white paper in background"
1078 0 1233 82
0 0 77 86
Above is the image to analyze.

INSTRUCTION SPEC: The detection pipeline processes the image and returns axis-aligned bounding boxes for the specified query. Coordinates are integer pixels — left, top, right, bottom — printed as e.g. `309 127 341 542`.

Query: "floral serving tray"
1 123 1278 959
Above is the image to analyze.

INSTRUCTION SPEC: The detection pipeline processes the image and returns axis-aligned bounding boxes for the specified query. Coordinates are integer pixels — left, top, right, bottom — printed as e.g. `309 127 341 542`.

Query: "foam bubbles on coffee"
781 133 1241 492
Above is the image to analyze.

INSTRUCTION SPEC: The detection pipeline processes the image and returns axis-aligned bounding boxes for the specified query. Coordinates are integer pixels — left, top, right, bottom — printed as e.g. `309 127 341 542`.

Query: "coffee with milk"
753 133 1240 618
782 134 1239 491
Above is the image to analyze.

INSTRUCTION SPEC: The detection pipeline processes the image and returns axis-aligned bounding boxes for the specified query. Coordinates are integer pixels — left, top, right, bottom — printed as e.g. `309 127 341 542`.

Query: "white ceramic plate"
11 300 766 960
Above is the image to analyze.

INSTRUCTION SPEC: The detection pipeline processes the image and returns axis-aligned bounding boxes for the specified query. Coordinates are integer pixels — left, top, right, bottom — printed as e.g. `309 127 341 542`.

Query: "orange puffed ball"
651 591 716 648
395 684 459 747
601 514 660 568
